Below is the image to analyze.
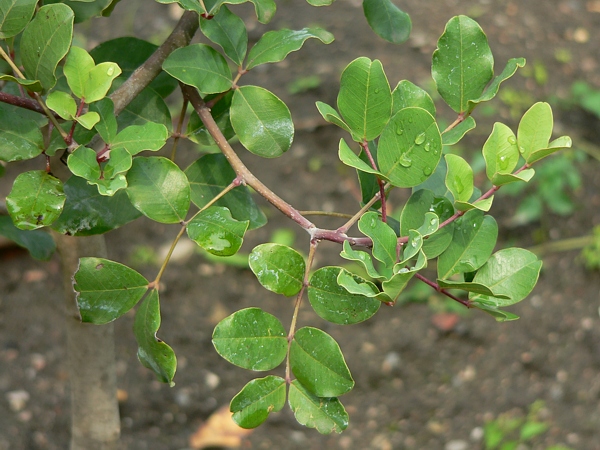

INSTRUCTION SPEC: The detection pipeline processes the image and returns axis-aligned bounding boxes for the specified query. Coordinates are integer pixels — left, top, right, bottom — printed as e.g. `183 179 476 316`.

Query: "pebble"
205 371 220 390
445 440 469 450
6 390 29 412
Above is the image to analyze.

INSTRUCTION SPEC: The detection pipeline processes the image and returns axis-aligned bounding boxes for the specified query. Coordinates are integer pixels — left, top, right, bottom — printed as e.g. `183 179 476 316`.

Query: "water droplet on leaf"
424 142 431 152
396 127 403 135
519 145 525 154
507 135 517 145
423 166 432 176
414 133 426 145
498 155 509 170
399 154 412 168
430 217 438 226
106 66 115 76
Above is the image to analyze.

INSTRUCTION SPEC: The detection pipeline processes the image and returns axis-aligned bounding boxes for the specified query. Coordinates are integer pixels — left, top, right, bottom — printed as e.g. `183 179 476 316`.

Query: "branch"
109 10 199 115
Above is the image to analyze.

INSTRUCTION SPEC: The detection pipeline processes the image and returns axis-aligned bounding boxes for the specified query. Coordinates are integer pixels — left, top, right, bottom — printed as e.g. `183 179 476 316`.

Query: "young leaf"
74 257 149 324
339 241 385 281
0 74 43 92
436 279 510 298
338 138 385 177
111 122 169 155
517 102 553 161
441 116 476 146
482 122 520 181
391 80 436 117
491 168 535 187
381 269 416 302
0 105 44 162
445 154 473 203
526 136 572 164
378 107 442 188
75 111 100 130
230 376 286 429
437 209 498 279
63 46 121 103
67 146 101 181
185 154 267 229
200 5 248 66
46 91 78 121
6 171 65 230
212 307 287 371
186 206 249 256
288 380 348 434
134 289 177 386
308 266 381 324
358 211 397 268
230 85 294 158
246 27 334 70
337 57 392 141
20 4 74 91
52 175 142 236
248 243 305 296
91 97 118 143
0 216 56 260
290 327 354 397
162 44 232 95
470 248 542 306
467 57 526 113
363 0 411 44
0 0 37 39
315 101 355 137
432 15 494 113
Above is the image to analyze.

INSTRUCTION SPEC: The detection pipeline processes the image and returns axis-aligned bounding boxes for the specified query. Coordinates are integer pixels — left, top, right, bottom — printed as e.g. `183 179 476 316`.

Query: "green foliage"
0 0 573 437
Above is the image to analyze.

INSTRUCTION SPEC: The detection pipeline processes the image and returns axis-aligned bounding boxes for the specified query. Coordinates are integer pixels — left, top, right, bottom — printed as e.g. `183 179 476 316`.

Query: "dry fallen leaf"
189 405 253 449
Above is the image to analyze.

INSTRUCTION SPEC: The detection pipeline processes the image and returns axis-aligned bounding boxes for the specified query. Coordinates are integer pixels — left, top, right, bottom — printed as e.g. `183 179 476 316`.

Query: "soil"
2 1 600 449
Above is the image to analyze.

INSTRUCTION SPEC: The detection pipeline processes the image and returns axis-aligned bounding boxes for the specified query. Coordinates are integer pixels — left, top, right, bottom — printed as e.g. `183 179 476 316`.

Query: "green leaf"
212 307 287 371
289 380 348 434
491 168 535 187
230 85 294 158
67 146 101 181
467 57 526 113
46 90 77 120
338 57 392 141
362 0 411 44
517 102 553 161
246 27 334 70
306 0 334 5
0 74 43 92
336 268 382 298
230 376 286 429
75 111 100 130
392 80 435 117
339 241 385 280
20 3 74 91
45 0 112 23
432 15 494 113
200 5 247 66
358 211 397 267
308 266 381 324
6 171 65 230
111 122 169 155
380 269 415 302
52 175 142 236
378 107 442 188
118 86 172 131
0 0 37 39
187 206 248 256
0 215 56 260
126 156 190 223
201 0 276 24
186 91 235 145
482 122 520 181
185 154 266 229
520 421 549 441
471 302 520 322
315 101 354 137
470 248 542 306
445 154 473 203
248 243 305 296
0 104 44 162
338 138 385 177
441 116 476 146
400 189 454 259
63 46 121 103
162 44 232 95
437 210 498 279
291 327 354 397
134 289 177 385
74 257 149 324
436 279 510 298
90 97 117 143
90 37 178 97
527 135 572 164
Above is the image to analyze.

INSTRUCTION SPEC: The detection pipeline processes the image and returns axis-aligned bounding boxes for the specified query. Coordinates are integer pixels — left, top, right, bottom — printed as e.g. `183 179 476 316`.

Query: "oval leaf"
230 376 286 429
358 211 397 268
246 27 334 70
483 122 519 181
363 0 411 44
187 206 248 256
134 289 177 385
445 154 473 203
112 122 169 155
200 5 248 66
0 0 37 39
378 107 442 188
212 307 287 371
337 57 392 141
517 102 553 161
126 156 190 223
230 85 294 157
74 257 149 324
392 80 436 117
162 43 232 94
0 215 56 260
249 243 305 296
0 104 44 162
288 380 348 434
20 4 74 91
432 15 494 113
6 171 65 230
291 327 354 397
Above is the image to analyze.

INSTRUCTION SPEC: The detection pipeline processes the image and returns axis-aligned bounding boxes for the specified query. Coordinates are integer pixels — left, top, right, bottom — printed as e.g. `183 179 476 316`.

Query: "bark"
54 233 120 450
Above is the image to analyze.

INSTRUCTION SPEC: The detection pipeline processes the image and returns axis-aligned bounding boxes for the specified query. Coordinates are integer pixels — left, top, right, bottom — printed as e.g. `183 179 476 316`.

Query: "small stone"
381 352 401 374
573 27 590 43
445 440 469 450
205 371 220 390
30 353 46 371
470 426 484 441
6 390 30 412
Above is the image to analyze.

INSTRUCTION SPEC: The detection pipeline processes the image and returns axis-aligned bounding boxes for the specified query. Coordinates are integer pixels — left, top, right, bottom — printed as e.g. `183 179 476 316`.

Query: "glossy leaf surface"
134 289 177 385
288 380 348 434
290 327 354 397
445 154 473 203
358 211 397 268
0 215 56 260
0 105 44 162
0 0 37 39
467 57 526 113
212 308 287 371
187 206 248 256
74 257 148 324
482 122 519 181
392 80 435 117
249 243 305 296
200 5 247 66
111 122 169 155
363 0 411 44
230 376 286 428
63 46 121 103
517 102 553 161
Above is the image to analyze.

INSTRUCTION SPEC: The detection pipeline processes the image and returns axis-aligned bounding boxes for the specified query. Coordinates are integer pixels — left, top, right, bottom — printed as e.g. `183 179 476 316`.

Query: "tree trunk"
54 233 120 450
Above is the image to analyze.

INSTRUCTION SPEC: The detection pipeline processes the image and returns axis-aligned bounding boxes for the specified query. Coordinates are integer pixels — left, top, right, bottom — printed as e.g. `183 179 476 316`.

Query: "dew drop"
398 268 409 274
396 127 404 135
518 145 525 154
424 142 431 152
374 88 380 94
408 117 413 123
454 177 464 194
507 135 517 145
414 132 426 145
498 155 509 170
430 217 438 226
399 154 412 168
423 166 432 176
107 66 114 76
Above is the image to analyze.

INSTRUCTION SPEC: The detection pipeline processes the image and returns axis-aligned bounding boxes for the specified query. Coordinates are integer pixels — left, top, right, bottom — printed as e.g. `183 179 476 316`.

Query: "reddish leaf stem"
414 272 471 308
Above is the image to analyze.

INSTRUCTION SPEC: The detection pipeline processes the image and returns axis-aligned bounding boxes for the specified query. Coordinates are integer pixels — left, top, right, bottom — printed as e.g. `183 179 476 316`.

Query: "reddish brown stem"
414 272 471 308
